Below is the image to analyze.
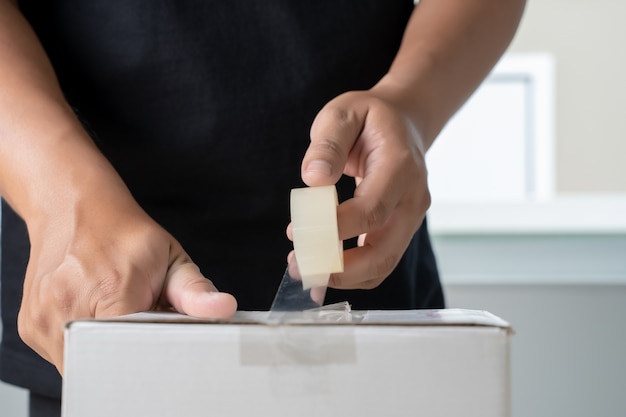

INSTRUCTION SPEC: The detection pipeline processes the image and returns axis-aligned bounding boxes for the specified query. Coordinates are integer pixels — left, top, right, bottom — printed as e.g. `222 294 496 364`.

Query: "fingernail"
306 160 333 177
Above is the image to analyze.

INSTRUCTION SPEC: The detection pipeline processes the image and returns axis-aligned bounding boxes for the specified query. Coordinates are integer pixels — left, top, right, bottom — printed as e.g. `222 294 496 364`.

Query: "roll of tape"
290 185 344 289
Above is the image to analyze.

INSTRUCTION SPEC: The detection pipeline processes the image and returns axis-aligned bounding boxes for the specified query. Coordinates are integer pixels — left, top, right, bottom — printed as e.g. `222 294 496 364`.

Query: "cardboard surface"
62 309 512 417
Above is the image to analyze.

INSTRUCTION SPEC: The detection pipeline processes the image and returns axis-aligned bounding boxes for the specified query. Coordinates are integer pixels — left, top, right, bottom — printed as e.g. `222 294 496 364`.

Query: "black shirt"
1 0 443 399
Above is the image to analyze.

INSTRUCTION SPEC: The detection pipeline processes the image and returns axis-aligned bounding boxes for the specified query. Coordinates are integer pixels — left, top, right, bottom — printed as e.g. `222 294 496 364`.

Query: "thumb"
164 261 237 319
303 95 366 186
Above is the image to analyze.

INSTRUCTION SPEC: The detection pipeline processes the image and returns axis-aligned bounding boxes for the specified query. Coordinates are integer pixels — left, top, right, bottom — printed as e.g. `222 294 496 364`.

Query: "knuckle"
311 137 346 161
49 283 75 315
18 301 49 346
89 270 126 314
422 188 432 212
17 309 34 344
323 105 358 128
360 201 389 231
368 253 398 284
411 184 431 218
97 270 125 298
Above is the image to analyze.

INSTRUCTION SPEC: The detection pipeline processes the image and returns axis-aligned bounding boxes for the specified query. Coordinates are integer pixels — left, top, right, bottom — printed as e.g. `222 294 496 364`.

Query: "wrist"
369 76 432 151
14 132 141 238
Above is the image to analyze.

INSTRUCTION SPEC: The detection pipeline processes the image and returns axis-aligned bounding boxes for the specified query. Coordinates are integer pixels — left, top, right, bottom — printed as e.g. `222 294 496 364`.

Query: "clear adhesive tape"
290 185 344 289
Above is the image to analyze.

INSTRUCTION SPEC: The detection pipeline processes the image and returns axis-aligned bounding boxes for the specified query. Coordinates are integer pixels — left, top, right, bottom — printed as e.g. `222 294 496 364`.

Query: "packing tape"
290 185 343 289
239 325 357 398
239 325 357 367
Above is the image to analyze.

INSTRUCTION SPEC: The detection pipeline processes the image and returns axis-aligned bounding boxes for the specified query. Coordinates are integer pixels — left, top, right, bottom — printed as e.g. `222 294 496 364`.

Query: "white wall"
430 232 626 417
444 283 626 417
509 0 626 192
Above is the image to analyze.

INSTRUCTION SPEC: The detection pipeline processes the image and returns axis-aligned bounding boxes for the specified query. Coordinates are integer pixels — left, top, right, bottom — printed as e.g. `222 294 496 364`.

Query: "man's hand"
292 0 525 290
18 193 237 375
298 90 430 289
0 0 237 376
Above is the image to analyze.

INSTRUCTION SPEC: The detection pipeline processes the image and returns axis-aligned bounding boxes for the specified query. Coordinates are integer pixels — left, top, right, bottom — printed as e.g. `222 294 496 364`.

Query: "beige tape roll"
290 185 344 289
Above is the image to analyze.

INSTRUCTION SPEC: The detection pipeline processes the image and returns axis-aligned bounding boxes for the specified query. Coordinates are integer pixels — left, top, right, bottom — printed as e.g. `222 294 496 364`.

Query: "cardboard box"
62 309 512 417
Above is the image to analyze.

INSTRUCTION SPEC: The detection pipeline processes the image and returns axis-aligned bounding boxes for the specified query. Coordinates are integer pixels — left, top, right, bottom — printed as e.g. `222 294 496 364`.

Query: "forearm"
0 1 135 231
372 0 526 148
